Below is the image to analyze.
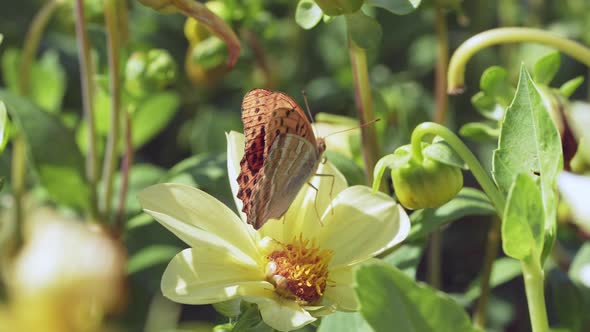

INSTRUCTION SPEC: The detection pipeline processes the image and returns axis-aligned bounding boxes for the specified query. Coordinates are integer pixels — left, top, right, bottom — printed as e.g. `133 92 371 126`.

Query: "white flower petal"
226 131 248 222
558 172 590 232
139 183 259 262
248 296 316 332
261 160 348 242
323 266 359 311
161 248 271 304
318 186 410 268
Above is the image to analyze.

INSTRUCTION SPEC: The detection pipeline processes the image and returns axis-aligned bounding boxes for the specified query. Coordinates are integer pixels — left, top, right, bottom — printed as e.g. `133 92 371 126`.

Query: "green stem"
100 0 123 222
426 231 442 289
473 216 501 328
521 256 550 332
347 34 380 184
115 109 133 234
448 27 590 94
74 0 99 221
410 122 506 215
10 136 25 251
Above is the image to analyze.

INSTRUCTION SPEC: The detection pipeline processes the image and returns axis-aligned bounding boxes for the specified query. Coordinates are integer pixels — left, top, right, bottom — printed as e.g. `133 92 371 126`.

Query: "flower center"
265 235 333 305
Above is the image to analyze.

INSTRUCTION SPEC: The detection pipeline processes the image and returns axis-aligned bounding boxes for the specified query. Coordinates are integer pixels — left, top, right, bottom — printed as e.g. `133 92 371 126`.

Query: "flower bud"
389 145 463 210
314 0 364 16
125 49 177 97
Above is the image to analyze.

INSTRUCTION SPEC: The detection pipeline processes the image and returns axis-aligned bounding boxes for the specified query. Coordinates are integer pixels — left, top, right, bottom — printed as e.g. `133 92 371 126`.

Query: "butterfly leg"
310 173 336 217
306 181 324 225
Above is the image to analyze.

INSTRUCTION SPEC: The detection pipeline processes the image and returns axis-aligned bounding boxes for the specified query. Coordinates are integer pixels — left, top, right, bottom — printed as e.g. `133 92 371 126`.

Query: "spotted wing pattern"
237 89 322 229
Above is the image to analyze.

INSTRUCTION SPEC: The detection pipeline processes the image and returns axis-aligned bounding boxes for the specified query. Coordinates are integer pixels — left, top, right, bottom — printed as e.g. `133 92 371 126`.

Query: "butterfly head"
317 137 326 155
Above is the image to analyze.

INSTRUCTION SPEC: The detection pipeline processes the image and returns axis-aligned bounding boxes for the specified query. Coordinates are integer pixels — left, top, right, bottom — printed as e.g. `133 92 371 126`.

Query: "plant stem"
447 27 590 94
12 0 61 249
521 256 550 332
410 122 506 214
115 109 133 234
348 35 380 184
101 0 123 222
74 0 99 221
426 231 442 289
473 216 501 328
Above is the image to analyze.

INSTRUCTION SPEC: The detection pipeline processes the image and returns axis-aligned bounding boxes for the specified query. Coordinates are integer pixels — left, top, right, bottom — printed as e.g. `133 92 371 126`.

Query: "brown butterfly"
236 89 326 229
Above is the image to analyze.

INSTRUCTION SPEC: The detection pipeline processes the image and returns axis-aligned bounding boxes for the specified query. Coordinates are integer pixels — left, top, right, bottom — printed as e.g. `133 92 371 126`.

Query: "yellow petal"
161 248 272 304
318 186 410 268
226 131 247 221
248 296 316 332
260 160 347 242
323 266 359 311
139 183 260 262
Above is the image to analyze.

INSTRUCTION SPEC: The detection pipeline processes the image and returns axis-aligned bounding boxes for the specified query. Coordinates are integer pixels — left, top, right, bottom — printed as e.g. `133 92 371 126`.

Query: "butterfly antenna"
301 90 320 138
323 118 381 138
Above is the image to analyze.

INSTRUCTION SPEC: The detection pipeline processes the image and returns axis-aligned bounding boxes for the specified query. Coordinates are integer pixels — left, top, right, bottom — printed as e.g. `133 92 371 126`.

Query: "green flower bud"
314 0 364 16
388 144 463 210
125 49 177 97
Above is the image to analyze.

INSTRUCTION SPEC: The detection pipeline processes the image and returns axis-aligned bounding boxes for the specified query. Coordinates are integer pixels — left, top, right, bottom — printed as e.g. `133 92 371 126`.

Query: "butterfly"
236 88 326 229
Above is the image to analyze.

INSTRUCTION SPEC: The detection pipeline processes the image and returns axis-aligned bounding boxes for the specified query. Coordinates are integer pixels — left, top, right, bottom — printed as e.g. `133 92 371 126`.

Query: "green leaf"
132 92 180 149
345 11 382 49
502 173 544 260
480 66 514 106
213 299 242 318
367 0 421 15
113 164 165 216
127 244 180 274
0 101 7 154
547 269 586 332
423 139 466 169
295 0 323 30
492 65 562 255
233 304 272 332
559 76 584 97
372 153 397 193
471 91 504 121
382 241 425 278
407 188 495 241
1 48 20 93
533 52 560 85
318 312 373 332
0 89 89 210
459 122 500 142
356 263 477 332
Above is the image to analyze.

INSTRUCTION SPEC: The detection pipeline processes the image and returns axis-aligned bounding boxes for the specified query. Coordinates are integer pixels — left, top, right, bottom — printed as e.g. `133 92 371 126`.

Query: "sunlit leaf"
295 0 323 30
559 76 584 97
532 52 560 85
460 122 500 142
480 66 514 107
356 262 477 332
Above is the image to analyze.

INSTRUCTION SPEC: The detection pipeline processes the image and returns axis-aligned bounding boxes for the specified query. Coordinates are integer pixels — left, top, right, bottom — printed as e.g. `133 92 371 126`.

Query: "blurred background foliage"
0 0 589 331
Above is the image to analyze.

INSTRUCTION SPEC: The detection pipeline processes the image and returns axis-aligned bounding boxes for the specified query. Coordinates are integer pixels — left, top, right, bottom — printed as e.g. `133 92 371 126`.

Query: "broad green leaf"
367 0 421 15
492 65 562 255
318 312 373 332
502 173 544 260
559 76 584 97
132 92 180 148
295 0 323 30
213 299 242 318
459 122 500 142
0 101 7 153
127 244 180 274
382 241 425 278
458 257 522 304
345 11 382 50
0 89 89 210
479 66 514 106
533 52 560 85
407 188 495 241
356 263 477 332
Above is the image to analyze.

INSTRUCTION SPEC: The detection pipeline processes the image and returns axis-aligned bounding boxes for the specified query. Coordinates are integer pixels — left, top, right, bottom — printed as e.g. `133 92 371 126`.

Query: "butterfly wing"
237 89 320 229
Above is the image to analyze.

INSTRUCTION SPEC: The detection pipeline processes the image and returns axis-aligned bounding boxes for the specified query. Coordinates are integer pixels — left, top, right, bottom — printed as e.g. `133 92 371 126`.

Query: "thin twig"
115 110 133 234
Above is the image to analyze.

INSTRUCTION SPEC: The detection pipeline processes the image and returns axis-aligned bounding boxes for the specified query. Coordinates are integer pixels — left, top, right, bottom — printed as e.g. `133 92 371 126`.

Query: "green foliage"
345 11 382 49
532 52 560 85
493 65 562 258
355 262 477 332
0 89 89 210
459 122 500 141
367 0 421 15
559 76 585 97
318 312 373 332
501 173 544 260
0 101 7 153
295 0 323 30
131 92 180 149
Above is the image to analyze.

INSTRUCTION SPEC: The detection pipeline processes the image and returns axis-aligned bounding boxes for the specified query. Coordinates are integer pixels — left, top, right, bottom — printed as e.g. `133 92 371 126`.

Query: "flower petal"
323 266 359 311
260 160 347 242
226 131 247 221
317 186 410 268
161 248 272 304
248 296 316 332
138 183 259 262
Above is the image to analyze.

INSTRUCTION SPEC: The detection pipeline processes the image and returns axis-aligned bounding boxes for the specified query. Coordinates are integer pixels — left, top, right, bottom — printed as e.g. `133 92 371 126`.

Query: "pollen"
265 235 334 305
